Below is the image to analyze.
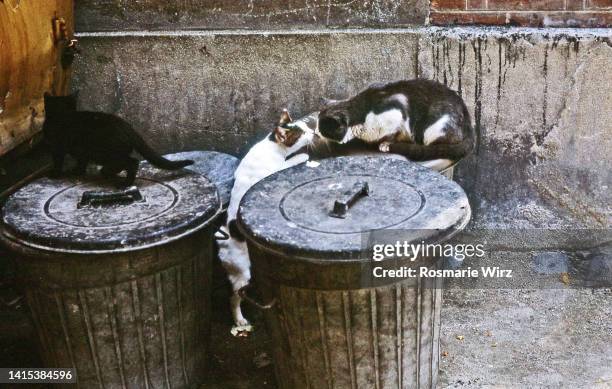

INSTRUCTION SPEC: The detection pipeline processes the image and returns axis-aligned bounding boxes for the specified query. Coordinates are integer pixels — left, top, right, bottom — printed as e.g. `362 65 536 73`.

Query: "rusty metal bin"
0 163 220 388
237 156 470 389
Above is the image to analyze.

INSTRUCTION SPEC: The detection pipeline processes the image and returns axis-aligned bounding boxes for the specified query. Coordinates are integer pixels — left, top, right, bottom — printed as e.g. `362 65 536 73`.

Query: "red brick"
566 0 585 10
504 12 547 26
467 0 488 9
504 10 612 27
429 11 507 25
587 0 612 9
487 0 566 10
431 0 466 10
429 10 612 27
532 11 612 26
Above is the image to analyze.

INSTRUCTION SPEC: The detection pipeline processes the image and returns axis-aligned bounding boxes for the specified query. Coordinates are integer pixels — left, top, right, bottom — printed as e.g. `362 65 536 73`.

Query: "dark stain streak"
442 40 448 86
442 41 447 86
435 42 440 82
445 40 453 87
432 40 437 81
483 39 492 75
572 38 580 54
495 42 502 126
414 39 420 78
112 71 123 114
472 37 483 155
552 36 560 50
199 45 211 56
595 36 611 48
457 41 465 97
539 43 549 146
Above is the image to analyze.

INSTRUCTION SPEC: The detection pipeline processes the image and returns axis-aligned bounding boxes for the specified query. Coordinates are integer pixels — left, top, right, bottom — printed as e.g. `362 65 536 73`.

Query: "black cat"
43 92 193 186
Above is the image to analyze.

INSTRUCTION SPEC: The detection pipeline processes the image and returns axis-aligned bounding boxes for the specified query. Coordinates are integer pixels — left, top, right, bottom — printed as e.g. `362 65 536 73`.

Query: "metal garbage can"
164 151 239 210
0 162 221 389
237 155 470 389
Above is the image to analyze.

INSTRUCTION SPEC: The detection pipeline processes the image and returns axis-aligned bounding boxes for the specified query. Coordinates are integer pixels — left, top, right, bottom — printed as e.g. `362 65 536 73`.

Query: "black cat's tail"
390 109 476 161
131 131 194 170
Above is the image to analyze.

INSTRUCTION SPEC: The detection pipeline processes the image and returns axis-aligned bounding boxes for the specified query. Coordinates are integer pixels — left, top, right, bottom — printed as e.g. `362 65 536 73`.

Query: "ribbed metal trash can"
164 150 239 210
0 163 221 388
237 156 470 389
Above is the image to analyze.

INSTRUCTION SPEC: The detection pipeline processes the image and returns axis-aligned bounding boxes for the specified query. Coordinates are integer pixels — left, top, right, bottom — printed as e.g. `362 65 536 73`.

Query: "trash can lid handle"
329 181 369 219
77 186 144 209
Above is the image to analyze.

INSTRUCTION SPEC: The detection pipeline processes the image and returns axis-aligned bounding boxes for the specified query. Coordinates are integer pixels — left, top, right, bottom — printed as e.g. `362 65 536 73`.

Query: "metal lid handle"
329 181 369 218
78 186 145 208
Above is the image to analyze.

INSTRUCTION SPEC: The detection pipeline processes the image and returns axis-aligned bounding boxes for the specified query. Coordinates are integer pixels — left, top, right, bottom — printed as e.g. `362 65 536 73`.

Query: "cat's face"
44 92 78 116
273 109 315 152
317 99 350 143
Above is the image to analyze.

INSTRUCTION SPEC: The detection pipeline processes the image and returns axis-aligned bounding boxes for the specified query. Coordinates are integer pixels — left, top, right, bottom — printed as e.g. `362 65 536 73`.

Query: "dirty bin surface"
238 156 470 262
238 155 471 389
1 163 220 389
165 150 239 210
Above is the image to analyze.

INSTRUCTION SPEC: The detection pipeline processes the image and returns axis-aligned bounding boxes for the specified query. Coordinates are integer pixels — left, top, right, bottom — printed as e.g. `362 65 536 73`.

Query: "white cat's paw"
231 321 254 337
235 316 251 327
379 141 392 153
287 153 309 166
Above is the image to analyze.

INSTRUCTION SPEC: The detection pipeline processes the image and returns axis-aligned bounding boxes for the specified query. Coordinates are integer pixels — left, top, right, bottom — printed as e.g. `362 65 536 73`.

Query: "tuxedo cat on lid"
317 79 475 168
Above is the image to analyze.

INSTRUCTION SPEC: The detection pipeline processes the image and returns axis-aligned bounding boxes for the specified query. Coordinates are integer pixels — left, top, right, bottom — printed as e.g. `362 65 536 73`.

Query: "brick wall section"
429 0 612 27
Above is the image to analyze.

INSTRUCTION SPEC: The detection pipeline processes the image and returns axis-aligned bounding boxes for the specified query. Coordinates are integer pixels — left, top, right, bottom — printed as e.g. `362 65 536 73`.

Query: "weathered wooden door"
0 0 74 156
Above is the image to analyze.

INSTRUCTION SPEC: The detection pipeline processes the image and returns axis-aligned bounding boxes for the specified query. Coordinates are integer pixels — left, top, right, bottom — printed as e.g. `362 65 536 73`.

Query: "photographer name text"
372 266 512 279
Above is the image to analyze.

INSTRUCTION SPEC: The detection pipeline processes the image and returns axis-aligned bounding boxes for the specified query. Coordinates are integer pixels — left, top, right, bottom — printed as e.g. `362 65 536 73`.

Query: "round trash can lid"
238 156 470 261
164 151 239 209
1 163 220 254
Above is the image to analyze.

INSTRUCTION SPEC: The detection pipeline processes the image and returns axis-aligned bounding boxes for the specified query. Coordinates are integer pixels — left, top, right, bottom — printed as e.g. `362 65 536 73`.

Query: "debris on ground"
560 272 571 285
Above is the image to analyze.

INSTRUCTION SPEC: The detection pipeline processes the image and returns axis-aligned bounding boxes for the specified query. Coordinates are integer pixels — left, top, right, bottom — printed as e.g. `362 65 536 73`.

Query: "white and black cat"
218 109 315 331
43 92 193 186
317 79 475 168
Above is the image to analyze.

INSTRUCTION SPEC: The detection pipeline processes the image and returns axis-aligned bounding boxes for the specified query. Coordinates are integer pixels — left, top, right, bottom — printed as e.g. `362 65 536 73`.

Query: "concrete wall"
75 0 428 31
72 28 611 230
418 28 611 229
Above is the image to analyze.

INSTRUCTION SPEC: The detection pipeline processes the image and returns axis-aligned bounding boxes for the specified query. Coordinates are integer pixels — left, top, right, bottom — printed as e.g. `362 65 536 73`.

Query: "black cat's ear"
279 109 292 125
320 97 338 107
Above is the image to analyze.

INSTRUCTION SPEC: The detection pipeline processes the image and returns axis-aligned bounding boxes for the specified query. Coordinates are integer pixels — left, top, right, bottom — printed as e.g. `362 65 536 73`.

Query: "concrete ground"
1 251 610 389
440 288 612 388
